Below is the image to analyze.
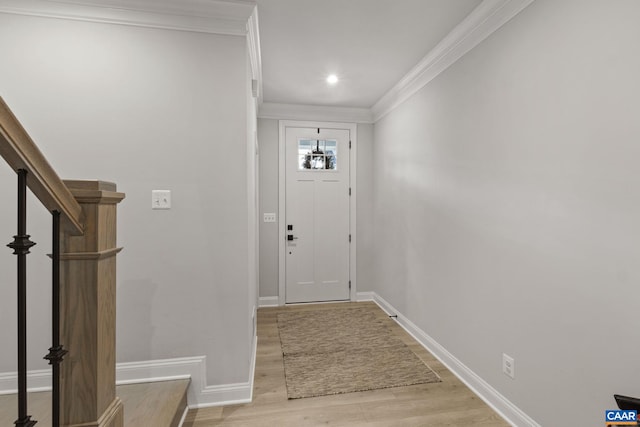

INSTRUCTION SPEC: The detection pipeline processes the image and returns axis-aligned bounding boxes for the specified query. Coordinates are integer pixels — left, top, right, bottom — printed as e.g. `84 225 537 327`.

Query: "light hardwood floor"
0 379 189 427
185 302 510 426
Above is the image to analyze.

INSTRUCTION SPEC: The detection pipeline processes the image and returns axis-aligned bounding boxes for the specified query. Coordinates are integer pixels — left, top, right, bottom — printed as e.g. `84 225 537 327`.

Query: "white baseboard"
368 292 540 427
177 405 189 427
356 291 375 302
0 296 536 424
258 296 279 307
191 333 257 408
116 356 205 405
261 293 373 306
0 335 258 409
0 369 51 395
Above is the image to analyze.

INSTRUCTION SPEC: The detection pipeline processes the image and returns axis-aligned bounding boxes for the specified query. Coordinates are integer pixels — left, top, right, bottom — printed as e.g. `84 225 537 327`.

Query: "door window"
298 139 337 170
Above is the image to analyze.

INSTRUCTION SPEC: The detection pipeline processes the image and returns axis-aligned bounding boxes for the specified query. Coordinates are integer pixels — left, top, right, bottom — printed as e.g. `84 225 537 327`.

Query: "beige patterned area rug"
277 305 441 399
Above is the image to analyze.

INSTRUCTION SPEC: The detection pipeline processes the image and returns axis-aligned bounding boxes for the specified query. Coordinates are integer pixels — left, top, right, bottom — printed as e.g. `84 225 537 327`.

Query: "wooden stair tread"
120 379 190 427
0 379 190 427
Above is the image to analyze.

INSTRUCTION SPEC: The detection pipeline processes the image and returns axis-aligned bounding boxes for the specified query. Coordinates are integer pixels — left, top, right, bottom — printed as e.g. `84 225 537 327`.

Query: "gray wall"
372 0 640 425
0 13 255 386
257 118 279 298
355 123 374 292
257 119 374 298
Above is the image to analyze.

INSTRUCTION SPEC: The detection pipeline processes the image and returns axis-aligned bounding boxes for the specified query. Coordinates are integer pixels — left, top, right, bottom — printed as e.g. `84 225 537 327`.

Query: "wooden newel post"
59 180 125 427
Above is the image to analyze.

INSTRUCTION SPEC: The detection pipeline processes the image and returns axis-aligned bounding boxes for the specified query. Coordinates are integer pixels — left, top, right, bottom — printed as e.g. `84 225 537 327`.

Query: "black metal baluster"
7 169 37 427
44 210 66 427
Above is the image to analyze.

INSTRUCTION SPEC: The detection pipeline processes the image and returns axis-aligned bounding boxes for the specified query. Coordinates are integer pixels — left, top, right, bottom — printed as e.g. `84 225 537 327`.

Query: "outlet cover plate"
502 353 515 379
152 190 171 210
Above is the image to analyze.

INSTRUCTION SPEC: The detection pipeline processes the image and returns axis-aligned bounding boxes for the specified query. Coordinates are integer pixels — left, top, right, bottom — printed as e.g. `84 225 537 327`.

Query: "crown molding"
259 102 374 124
0 0 256 36
372 0 536 122
247 6 263 104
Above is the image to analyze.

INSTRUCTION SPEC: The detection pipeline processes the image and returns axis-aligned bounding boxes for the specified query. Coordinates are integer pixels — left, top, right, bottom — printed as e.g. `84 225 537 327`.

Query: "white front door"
285 126 351 303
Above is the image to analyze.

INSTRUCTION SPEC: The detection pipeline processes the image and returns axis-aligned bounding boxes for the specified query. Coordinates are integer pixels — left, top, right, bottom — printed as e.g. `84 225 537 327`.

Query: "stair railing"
1 96 125 427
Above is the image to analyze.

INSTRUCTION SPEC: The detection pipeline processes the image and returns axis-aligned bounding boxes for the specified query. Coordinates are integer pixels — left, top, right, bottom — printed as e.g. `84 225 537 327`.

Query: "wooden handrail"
1 97 124 425
0 97 84 235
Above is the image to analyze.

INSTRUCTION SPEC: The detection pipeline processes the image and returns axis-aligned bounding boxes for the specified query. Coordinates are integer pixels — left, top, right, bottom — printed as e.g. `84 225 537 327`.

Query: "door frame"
278 120 357 305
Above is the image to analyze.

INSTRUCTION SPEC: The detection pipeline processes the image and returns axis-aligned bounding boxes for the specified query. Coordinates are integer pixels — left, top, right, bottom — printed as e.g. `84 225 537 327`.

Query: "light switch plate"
263 213 276 223
152 190 171 210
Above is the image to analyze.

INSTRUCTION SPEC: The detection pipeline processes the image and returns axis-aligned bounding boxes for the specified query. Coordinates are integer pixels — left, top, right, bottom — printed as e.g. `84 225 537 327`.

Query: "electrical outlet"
502 353 515 379
263 213 276 223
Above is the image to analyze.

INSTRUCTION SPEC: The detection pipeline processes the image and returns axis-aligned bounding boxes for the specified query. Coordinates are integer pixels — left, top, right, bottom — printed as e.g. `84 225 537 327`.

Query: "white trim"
0 0 256 36
259 296 279 307
261 103 374 124
177 405 189 427
246 6 263 104
116 356 254 407
248 333 257 402
365 292 541 427
349 126 358 302
195 333 257 408
356 291 376 302
0 336 258 408
0 369 51 395
278 120 358 306
371 0 536 121
278 120 286 306
116 357 198 386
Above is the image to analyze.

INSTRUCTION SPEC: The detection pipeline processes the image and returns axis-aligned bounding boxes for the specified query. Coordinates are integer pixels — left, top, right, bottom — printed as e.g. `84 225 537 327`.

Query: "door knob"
287 235 298 241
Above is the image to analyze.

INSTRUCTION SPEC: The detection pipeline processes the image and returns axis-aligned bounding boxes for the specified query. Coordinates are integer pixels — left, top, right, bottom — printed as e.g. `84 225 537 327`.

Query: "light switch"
152 190 171 210
263 213 276 223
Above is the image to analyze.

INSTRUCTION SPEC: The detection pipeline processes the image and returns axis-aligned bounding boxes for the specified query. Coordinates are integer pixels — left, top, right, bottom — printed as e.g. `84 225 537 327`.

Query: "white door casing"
278 121 357 305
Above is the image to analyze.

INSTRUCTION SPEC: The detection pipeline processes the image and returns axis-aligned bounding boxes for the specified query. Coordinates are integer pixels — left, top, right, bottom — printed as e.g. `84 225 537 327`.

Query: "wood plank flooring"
0 379 189 427
185 302 510 426
117 379 189 427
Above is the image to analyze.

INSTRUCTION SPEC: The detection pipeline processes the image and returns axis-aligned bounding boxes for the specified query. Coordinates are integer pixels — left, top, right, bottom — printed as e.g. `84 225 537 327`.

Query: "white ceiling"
0 0 508 114
255 0 482 108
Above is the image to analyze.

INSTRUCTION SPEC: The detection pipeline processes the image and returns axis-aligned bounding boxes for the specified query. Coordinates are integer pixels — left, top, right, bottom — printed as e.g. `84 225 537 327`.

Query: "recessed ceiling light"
326 74 338 85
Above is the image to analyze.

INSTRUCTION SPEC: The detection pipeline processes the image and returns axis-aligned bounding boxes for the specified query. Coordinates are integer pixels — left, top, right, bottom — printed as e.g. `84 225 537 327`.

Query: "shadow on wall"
116 279 157 362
